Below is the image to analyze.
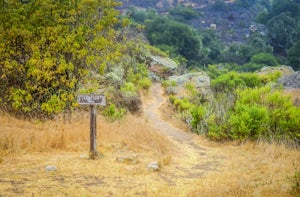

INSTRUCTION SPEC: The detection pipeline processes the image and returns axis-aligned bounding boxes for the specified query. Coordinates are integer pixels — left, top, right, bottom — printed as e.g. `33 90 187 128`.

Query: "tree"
288 40 300 71
0 0 122 117
145 17 203 65
267 13 300 56
222 33 273 65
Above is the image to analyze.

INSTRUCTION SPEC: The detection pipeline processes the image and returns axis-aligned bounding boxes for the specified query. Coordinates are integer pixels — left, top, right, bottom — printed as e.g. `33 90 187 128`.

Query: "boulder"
278 71 300 89
257 65 295 77
147 56 178 79
167 72 211 97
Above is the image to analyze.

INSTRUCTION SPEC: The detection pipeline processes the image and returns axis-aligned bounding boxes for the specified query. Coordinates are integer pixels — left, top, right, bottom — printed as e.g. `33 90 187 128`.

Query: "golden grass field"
0 86 299 196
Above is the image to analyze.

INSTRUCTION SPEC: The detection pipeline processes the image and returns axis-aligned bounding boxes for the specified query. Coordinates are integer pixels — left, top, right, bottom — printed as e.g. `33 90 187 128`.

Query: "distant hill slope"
119 0 265 44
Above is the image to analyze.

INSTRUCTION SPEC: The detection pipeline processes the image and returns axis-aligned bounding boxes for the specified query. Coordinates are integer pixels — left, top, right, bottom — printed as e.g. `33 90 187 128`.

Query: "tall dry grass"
189 141 300 197
0 111 172 156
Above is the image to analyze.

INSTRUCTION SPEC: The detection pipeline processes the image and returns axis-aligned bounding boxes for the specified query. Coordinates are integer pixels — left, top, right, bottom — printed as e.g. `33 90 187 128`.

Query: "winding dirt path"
143 83 226 180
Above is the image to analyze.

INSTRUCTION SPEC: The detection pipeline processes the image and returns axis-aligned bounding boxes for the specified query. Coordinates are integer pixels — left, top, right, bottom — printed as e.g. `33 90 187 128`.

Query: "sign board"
77 94 106 106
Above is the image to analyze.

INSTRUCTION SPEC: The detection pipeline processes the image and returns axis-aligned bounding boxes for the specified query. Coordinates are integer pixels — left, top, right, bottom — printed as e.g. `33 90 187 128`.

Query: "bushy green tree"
145 16 203 66
257 0 300 56
250 53 279 66
222 33 273 65
0 0 121 117
266 13 300 55
288 40 300 71
241 52 279 72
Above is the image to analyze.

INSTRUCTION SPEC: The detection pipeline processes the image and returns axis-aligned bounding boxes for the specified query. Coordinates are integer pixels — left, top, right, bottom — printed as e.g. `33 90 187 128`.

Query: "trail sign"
77 94 106 159
77 94 106 106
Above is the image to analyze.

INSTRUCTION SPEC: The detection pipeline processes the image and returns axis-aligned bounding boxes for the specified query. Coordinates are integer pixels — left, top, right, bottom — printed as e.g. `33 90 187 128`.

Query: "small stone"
45 165 57 172
147 162 160 171
80 154 89 159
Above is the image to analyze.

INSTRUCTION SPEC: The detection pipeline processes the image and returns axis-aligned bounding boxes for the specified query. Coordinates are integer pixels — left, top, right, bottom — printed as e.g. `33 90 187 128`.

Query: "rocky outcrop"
147 56 178 79
257 65 295 77
167 71 211 97
278 71 300 89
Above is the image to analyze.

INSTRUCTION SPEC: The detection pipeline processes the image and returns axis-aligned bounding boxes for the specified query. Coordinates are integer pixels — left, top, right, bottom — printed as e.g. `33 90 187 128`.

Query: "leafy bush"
121 82 137 97
190 106 206 134
211 72 246 92
288 40 300 71
170 73 300 145
228 103 269 140
0 0 121 117
212 71 264 92
240 63 266 72
250 53 279 66
138 78 152 90
145 16 202 65
172 97 194 112
103 103 126 120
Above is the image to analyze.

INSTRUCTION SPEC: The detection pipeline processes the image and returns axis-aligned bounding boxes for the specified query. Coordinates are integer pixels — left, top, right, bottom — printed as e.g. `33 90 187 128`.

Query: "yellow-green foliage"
102 103 126 120
227 87 300 143
120 82 137 97
170 96 194 112
211 70 283 93
0 0 121 117
168 70 300 144
126 63 151 91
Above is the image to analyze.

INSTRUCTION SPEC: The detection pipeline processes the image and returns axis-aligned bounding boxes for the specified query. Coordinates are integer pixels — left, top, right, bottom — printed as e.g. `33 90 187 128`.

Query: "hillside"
0 84 299 196
0 1 300 196
119 0 264 44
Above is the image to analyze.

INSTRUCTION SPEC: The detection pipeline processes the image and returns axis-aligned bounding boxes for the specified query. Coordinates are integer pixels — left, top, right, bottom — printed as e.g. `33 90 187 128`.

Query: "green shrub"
228 86 300 143
138 78 152 90
205 64 229 79
258 71 282 84
239 73 262 88
173 98 194 112
250 53 279 66
103 103 126 120
240 63 266 72
228 103 269 141
190 105 206 133
211 72 246 92
120 82 137 97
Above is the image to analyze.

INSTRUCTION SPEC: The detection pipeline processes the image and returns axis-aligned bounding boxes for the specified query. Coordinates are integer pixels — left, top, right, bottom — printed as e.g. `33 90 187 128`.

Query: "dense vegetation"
128 0 300 71
0 0 121 116
1 0 300 145
0 0 154 118
166 69 300 145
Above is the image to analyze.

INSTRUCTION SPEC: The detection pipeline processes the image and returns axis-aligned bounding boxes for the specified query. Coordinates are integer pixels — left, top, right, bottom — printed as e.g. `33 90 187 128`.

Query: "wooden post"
77 94 105 160
90 105 97 159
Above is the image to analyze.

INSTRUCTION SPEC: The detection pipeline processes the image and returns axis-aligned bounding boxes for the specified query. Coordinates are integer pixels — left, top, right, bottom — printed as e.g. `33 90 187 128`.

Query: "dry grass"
283 88 300 106
0 109 299 196
0 111 172 158
189 140 300 197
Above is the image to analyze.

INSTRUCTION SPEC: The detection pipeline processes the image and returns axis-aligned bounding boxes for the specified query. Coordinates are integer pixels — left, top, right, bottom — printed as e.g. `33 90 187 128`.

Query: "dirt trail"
143 83 225 179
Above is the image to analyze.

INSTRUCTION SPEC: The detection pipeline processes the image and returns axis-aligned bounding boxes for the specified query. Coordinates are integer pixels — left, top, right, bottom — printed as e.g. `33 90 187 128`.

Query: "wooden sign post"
77 94 106 159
